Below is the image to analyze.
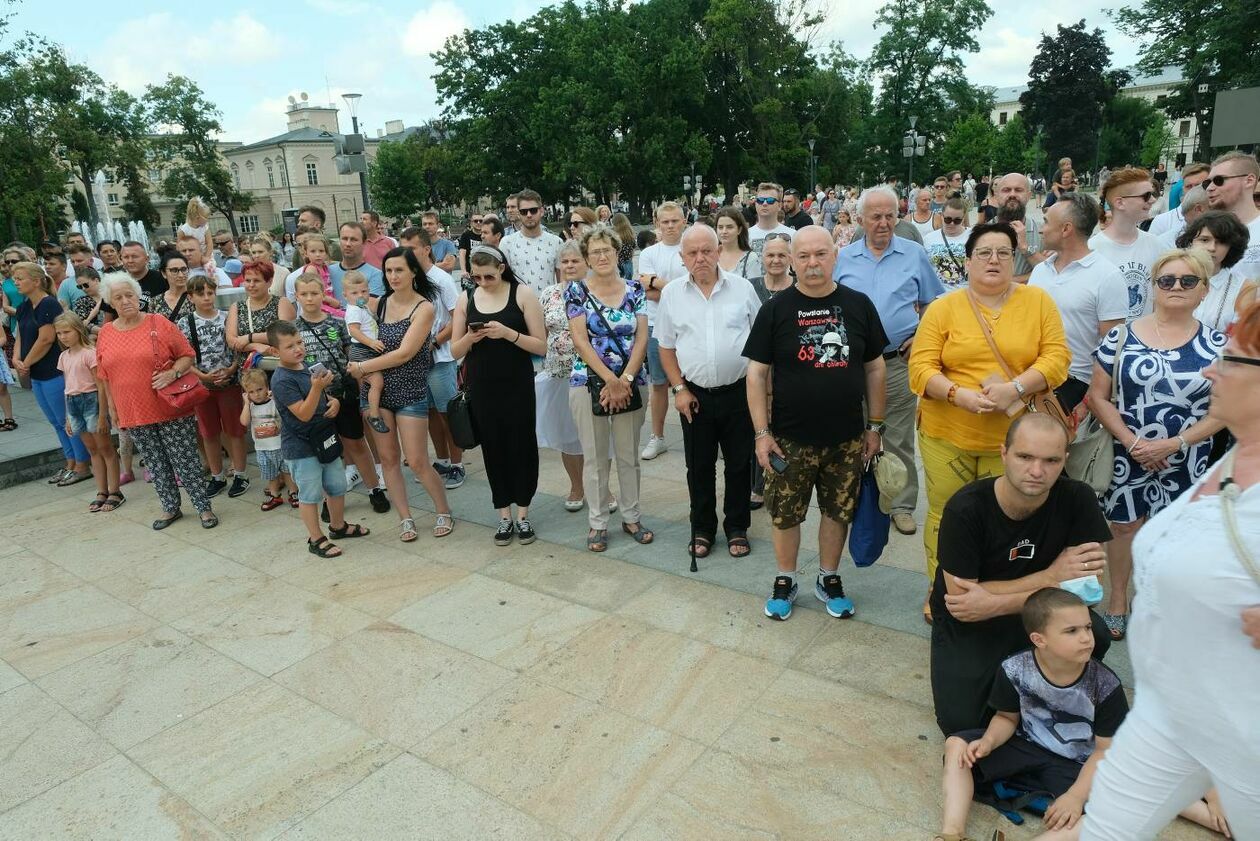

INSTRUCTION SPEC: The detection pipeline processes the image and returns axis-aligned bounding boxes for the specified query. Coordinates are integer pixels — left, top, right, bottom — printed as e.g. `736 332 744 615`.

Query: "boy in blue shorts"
267 321 369 557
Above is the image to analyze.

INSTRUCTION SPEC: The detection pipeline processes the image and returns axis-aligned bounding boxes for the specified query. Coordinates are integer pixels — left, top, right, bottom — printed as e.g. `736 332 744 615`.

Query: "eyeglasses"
1153 274 1201 290
471 218 483 225
166 267 190 275
1218 354 1260 371
934 184 947 190
972 247 1014 261
518 206 541 215
1205 173 1249 188
754 197 778 205
942 216 964 224
1119 192 1156 202
763 232 793 243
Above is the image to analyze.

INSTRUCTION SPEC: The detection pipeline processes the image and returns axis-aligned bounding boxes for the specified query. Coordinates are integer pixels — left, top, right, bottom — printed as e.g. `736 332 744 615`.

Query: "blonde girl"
294 232 343 317
54 312 122 510
179 198 215 265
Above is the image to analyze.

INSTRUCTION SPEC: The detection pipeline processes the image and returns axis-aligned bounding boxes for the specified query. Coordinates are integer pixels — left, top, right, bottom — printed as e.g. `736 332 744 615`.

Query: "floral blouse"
564 280 646 388
540 283 577 380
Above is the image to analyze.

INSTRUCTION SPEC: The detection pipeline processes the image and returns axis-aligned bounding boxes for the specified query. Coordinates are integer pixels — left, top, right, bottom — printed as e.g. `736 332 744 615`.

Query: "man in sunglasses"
500 188 562 297
780 188 814 231
748 182 796 257
1030 193 1128 413
211 231 238 268
1090 167 1164 318
1206 151 1260 281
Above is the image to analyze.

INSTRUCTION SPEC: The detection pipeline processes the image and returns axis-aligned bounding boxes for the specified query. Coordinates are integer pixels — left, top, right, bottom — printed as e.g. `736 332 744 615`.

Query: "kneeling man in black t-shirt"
931 413 1113 735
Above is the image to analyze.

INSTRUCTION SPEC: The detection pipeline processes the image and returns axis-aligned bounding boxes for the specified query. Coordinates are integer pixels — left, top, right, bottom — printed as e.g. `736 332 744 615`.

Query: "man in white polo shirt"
1029 192 1129 413
747 182 796 256
655 224 762 560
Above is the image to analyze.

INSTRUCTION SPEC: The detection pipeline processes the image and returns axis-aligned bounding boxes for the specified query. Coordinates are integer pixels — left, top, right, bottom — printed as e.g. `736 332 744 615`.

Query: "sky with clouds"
7 0 1140 143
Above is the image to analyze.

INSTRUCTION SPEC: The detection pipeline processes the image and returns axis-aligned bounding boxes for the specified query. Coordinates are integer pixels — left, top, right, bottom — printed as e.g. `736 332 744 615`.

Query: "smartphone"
310 362 329 377
468 321 486 331
768 452 788 475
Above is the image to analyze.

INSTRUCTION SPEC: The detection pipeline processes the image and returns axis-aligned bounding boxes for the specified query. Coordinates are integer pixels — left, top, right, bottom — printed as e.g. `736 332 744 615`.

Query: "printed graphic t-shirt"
742 283 886 447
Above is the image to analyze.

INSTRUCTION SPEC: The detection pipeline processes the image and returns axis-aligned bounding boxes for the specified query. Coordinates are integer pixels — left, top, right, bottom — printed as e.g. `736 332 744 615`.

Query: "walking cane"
683 395 700 573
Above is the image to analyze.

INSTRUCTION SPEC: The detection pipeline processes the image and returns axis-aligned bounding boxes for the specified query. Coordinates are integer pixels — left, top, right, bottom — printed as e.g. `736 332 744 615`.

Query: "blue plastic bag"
847 466 889 567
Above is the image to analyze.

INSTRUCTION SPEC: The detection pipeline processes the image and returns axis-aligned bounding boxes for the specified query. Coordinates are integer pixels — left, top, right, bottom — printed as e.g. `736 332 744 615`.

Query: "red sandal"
261 494 285 511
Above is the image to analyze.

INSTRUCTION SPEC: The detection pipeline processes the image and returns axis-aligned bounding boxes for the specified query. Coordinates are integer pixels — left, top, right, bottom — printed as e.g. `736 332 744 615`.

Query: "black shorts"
950 729 1082 798
334 391 364 441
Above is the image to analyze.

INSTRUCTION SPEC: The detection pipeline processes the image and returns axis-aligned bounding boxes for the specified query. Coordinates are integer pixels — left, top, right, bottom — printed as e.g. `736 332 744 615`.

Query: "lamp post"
278 144 295 210
342 92 371 212
808 138 816 194
904 115 924 189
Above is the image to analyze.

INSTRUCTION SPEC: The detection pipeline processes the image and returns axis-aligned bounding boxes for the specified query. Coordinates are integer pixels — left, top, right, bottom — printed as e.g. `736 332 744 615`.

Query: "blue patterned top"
564 280 646 388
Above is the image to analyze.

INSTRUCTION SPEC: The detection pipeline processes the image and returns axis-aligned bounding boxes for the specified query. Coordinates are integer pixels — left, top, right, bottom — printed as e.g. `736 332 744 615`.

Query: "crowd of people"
2 151 1259 840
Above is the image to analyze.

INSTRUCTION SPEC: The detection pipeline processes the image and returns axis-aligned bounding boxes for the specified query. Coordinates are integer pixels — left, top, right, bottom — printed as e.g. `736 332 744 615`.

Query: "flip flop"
58 471 93 486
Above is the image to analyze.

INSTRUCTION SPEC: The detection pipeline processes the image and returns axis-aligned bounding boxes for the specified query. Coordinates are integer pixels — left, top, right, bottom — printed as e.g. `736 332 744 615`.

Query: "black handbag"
580 284 642 417
303 416 343 464
446 387 478 449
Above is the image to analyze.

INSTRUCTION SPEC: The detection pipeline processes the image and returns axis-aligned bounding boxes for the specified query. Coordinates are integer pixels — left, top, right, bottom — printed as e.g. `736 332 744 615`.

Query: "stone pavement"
0 412 1212 840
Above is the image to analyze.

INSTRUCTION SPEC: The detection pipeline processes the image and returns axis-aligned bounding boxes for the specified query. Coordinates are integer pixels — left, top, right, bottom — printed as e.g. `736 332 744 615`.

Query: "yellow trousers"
919 431 1005 581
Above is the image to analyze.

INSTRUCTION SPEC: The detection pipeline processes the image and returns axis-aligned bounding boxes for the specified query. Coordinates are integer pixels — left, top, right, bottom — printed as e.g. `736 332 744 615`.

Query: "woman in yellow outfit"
908 221 1070 623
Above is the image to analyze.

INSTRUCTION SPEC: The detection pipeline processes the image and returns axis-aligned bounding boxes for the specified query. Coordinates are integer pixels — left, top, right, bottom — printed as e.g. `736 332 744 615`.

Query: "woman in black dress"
451 245 547 546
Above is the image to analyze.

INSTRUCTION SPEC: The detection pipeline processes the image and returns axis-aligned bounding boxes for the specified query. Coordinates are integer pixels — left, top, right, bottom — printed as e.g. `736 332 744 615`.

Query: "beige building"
97 93 418 240
989 66 1200 170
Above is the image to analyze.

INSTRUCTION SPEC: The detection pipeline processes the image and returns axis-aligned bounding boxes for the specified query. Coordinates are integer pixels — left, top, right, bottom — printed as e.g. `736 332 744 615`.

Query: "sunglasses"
1206 173 1249 188
763 232 793 243
1 260 15 266
471 219 483 224
569 220 585 227
518 206 541 215
942 216 964 224
166 267 190 275
1153 274 1201 290
754 197 778 205
1218 354 1260 371
77 282 92 290
214 241 230 247
1119 192 1156 202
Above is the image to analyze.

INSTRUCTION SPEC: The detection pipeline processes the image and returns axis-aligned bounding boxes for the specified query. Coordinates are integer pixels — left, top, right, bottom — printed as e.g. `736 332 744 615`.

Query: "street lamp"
903 116 925 188
342 92 371 212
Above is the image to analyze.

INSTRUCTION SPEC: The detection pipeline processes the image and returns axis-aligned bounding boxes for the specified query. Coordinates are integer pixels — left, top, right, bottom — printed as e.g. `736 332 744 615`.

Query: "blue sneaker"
764 575 798 621
815 573 855 618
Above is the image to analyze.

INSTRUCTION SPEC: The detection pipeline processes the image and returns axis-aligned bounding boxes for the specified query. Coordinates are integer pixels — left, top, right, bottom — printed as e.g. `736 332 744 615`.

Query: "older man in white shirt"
656 225 762 561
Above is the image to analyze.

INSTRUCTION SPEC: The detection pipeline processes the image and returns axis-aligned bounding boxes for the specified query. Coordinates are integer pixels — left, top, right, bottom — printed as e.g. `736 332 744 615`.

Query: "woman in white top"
924 197 972 290
1078 302 1260 841
1180 210 1256 333
715 207 762 282
907 188 939 240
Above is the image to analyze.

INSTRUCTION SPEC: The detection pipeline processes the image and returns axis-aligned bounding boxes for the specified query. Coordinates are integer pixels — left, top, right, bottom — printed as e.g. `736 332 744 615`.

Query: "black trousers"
930 609 1112 736
680 379 753 539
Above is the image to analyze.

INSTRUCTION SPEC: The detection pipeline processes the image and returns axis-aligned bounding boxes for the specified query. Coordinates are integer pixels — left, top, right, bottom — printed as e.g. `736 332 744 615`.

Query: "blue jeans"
286 455 348 505
31 375 90 462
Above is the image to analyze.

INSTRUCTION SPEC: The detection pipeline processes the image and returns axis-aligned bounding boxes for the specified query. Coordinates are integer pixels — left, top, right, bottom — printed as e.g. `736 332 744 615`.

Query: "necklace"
1153 317 1189 347
974 286 1012 318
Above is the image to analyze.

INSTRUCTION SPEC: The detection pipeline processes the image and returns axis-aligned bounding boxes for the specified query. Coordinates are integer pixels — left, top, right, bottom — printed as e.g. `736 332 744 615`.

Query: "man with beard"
781 188 815 230
994 173 1046 282
1206 151 1260 281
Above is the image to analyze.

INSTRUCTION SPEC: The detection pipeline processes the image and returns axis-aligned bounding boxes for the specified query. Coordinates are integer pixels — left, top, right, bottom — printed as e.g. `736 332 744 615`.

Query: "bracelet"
867 416 885 424
1177 434 1188 451
946 384 959 405
511 330 519 344
754 428 772 439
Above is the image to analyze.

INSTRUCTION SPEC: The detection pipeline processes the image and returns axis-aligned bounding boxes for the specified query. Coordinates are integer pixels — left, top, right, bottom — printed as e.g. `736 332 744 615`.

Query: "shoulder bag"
298 316 357 405
581 284 643 416
965 291 1072 431
148 315 209 412
1219 449 1260 587
445 289 479 449
1066 324 1126 495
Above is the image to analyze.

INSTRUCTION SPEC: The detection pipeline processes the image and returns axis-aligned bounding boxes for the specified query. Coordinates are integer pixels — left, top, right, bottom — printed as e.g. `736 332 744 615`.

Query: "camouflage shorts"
765 436 865 529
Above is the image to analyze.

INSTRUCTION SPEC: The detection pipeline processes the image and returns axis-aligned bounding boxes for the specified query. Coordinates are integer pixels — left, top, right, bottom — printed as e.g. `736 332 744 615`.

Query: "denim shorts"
644 330 667 386
65 391 100 435
427 361 457 413
285 455 348 505
392 396 430 417
256 448 285 482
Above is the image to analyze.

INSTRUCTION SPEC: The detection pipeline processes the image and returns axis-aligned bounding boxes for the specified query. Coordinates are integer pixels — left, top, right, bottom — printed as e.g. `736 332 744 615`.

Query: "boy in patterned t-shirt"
935 588 1128 838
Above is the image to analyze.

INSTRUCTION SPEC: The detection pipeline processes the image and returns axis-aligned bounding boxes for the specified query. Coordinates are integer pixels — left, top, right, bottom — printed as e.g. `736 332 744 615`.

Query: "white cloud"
402 1 470 59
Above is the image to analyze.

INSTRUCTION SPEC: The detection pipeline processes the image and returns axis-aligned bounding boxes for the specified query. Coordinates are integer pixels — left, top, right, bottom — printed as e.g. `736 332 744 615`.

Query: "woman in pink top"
96 275 218 530
55 312 122 511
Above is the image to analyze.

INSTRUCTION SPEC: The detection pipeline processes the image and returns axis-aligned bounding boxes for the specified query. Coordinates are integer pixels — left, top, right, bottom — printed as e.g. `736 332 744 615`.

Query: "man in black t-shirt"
743 226 887 622
457 212 483 275
930 413 1113 735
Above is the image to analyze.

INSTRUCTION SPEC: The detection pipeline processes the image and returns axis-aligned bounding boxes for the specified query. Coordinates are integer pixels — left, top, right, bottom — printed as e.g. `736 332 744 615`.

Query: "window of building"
238 215 260 234
306 162 319 185
107 193 119 206
999 112 1008 125
280 164 288 187
265 160 275 188
148 168 161 183
231 164 240 189
1179 120 1191 137
244 161 255 188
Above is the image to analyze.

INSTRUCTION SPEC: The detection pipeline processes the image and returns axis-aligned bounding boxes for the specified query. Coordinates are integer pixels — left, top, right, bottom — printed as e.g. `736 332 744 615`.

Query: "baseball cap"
223 258 243 278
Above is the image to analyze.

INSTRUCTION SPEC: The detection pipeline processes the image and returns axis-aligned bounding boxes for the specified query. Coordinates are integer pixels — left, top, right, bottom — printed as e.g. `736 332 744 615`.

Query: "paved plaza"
0 413 1213 840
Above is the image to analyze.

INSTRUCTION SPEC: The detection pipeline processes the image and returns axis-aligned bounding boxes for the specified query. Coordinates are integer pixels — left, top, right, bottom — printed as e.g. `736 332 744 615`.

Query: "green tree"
1097 95 1164 167
867 0 995 179
144 75 252 237
369 133 435 219
0 35 70 241
1019 21 1126 176
119 163 160 230
939 113 994 180
990 114 1032 176
1111 0 1260 161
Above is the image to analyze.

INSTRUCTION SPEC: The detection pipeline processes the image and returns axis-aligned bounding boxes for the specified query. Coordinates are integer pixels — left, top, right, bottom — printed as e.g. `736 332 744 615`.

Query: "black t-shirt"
457 229 481 272
271 365 329 460
742 283 886 447
135 269 166 299
932 477 1112 635
975 182 990 204
16 296 62 380
784 209 814 230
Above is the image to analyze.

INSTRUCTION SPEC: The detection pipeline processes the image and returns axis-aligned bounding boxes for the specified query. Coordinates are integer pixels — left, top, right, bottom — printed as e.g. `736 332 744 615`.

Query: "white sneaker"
640 434 668 460
344 465 362 490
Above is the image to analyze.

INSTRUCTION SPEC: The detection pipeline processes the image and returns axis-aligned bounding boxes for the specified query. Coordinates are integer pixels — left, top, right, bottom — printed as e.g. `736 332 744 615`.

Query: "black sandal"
308 536 342 557
329 522 370 539
99 492 126 512
727 531 751 558
88 493 109 513
0 418 16 430
688 536 712 558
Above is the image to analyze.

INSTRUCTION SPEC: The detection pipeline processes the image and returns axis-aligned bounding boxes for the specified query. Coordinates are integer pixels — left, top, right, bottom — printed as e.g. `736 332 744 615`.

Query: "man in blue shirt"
422 211 458 273
328 221 385 301
835 185 945 535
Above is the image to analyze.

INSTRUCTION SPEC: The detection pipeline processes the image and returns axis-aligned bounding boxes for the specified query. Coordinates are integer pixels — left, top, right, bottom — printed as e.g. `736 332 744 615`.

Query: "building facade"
989 67 1199 170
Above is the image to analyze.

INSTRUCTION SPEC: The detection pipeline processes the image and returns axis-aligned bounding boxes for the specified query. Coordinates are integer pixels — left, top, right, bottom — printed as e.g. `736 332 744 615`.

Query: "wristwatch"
1011 379 1027 398
866 422 885 434
622 372 635 384
1177 434 1189 452
670 383 689 395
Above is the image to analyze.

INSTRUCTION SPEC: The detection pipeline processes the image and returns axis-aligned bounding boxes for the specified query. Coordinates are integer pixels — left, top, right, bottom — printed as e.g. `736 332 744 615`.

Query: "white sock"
437 457 451 467
818 567 837 580
450 461 462 468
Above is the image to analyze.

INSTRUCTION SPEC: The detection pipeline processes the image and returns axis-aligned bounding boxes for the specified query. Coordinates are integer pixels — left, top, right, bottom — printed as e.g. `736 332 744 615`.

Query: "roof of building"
229 123 426 154
989 66 1185 106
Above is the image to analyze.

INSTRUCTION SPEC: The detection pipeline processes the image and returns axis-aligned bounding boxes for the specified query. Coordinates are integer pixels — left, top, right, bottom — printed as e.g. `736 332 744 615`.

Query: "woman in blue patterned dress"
1086 249 1227 639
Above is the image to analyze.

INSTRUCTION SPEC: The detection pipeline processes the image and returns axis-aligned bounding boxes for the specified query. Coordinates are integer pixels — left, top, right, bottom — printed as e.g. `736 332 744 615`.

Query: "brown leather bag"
965 291 1072 432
